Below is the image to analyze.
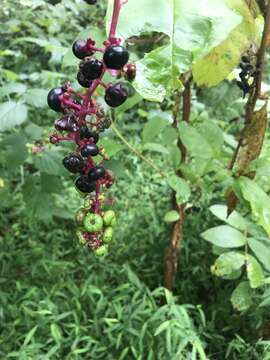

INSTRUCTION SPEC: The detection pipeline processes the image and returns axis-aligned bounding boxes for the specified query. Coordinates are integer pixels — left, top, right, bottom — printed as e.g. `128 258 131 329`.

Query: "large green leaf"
247 238 270 272
238 177 270 236
0 101 28 131
211 251 245 277
202 225 247 248
107 0 243 101
246 255 264 288
193 0 262 86
210 204 247 231
167 175 191 204
231 281 253 311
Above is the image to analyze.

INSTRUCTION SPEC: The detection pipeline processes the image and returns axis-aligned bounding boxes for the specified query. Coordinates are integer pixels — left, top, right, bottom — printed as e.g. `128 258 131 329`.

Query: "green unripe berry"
103 226 114 243
84 213 103 232
76 230 87 245
94 245 108 257
75 208 86 226
103 210 116 227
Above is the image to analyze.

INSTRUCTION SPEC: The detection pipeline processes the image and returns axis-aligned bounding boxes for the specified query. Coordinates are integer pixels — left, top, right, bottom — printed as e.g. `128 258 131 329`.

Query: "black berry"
72 40 93 60
80 126 99 143
88 166 106 181
54 114 79 132
63 154 85 173
81 144 99 157
103 45 129 70
47 87 66 112
75 176 96 193
84 0 97 4
104 83 128 107
77 71 93 88
81 59 103 80
241 55 250 63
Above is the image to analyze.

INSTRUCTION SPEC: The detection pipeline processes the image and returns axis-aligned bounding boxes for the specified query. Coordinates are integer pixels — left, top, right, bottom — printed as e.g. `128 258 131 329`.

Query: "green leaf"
142 143 169 154
50 323 62 343
0 82 27 97
198 120 224 156
211 251 245 277
23 325 38 346
33 149 63 175
179 122 213 160
201 225 247 248
231 281 253 311
246 255 264 288
167 175 191 204
164 210 180 223
193 0 262 86
0 101 28 131
209 204 247 231
99 138 124 157
142 116 168 143
238 177 270 236
107 0 242 100
247 238 270 272
24 88 48 108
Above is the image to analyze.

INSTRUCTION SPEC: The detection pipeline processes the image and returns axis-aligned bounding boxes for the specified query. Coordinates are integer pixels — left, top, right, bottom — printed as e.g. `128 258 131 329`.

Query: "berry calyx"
81 59 103 80
80 126 99 143
47 87 66 112
72 39 93 59
83 213 103 232
103 45 129 70
104 83 128 107
54 114 79 132
88 166 106 181
63 154 85 173
81 144 99 157
77 71 93 88
103 227 114 243
75 208 87 227
76 230 87 245
75 176 96 193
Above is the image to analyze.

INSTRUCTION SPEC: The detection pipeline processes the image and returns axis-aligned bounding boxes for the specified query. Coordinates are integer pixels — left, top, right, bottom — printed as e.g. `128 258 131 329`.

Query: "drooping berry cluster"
236 55 260 98
47 0 135 256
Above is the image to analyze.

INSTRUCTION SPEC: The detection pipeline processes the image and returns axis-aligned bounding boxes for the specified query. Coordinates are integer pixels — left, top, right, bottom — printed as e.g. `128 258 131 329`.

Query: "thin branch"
110 111 166 178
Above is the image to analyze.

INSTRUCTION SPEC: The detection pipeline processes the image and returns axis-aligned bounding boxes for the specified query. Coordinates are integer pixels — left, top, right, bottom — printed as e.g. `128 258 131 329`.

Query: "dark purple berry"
81 144 99 157
72 40 93 60
84 0 97 4
81 59 103 80
241 55 250 63
54 114 79 132
63 154 85 173
80 126 99 143
77 71 93 88
75 176 96 193
103 45 129 70
88 166 106 181
104 83 128 107
47 87 66 112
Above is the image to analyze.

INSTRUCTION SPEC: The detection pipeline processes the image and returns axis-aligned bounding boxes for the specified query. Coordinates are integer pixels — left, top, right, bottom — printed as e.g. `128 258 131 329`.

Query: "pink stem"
109 0 122 40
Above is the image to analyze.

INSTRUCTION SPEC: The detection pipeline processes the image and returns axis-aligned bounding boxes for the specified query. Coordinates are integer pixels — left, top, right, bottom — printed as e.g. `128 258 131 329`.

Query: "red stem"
109 0 122 40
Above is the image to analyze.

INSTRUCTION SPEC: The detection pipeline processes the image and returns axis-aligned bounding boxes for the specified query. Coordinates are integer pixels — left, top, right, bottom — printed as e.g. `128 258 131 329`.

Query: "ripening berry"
103 45 129 70
80 126 99 143
63 153 85 173
104 83 128 107
72 39 93 59
81 143 99 157
81 59 103 80
103 210 116 227
75 176 96 193
123 63 136 81
47 87 66 112
54 114 79 132
88 166 106 181
77 71 93 88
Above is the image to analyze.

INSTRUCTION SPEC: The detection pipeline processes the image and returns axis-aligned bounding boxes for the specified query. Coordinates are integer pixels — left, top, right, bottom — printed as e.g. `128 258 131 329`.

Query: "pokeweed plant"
47 0 134 256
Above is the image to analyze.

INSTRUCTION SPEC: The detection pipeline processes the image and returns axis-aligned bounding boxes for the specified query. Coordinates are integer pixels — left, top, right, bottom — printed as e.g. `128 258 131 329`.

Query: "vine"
47 0 133 256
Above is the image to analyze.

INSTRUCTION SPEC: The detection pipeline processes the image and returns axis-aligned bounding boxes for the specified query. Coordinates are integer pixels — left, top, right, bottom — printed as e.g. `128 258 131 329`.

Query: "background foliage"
1 0 270 359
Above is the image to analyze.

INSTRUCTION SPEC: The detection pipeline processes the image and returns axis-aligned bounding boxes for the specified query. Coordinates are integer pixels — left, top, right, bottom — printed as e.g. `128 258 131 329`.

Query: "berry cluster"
236 55 260 98
47 0 134 256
